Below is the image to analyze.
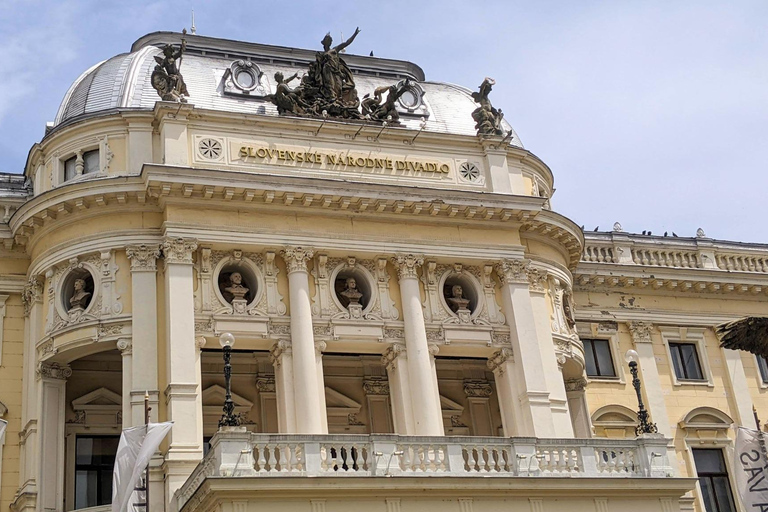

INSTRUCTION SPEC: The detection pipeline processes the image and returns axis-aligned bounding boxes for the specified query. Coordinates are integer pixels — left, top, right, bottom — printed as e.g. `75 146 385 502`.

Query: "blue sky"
1 1 766 242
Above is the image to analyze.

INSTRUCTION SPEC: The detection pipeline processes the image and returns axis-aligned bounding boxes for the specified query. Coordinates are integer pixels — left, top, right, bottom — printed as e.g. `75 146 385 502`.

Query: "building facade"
0 30 765 512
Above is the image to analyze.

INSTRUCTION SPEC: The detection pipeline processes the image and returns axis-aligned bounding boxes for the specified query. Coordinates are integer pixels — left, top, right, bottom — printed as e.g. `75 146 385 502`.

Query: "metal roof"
52 32 522 146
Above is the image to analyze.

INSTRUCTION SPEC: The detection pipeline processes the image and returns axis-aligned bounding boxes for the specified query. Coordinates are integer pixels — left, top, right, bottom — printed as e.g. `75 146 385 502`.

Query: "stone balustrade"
174 429 676 511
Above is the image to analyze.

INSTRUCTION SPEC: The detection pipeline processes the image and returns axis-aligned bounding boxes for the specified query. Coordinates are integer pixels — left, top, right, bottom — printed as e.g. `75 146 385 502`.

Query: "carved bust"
69 278 91 311
223 272 249 302
339 277 363 307
446 284 470 313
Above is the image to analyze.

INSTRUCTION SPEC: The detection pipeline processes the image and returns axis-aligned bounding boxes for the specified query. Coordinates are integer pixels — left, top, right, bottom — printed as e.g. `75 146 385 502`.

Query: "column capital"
487 347 514 374
392 253 424 280
162 237 198 265
463 380 493 398
281 246 314 274
382 343 406 371
116 338 133 355
628 321 654 345
495 258 531 285
526 267 549 293
37 361 72 380
22 276 43 317
195 336 207 350
564 377 587 392
363 378 390 396
314 340 327 355
428 343 440 356
269 340 292 367
256 377 276 393
126 243 162 271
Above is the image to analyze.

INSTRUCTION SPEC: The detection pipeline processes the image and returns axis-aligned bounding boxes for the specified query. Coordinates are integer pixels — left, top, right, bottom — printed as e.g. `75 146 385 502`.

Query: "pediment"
440 395 464 415
72 387 122 411
325 386 361 416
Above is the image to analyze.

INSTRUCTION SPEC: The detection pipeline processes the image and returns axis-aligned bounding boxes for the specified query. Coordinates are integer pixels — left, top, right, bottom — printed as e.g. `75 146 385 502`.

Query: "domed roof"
53 32 522 147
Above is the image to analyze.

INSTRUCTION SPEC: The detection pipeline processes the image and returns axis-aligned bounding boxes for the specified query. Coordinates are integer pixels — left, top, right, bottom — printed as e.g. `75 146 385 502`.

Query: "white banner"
112 422 173 512
735 427 768 511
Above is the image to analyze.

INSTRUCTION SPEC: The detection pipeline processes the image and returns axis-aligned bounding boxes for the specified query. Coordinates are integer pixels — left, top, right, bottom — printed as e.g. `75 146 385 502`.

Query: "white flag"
112 422 173 512
735 427 768 511
0 419 7 441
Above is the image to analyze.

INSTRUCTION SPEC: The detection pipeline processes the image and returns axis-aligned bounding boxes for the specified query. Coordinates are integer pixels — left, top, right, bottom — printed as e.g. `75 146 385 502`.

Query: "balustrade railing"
175 431 674 509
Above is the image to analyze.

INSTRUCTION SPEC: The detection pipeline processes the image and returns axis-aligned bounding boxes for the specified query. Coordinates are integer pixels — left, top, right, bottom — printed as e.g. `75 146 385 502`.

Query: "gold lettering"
355 157 366 167
286 151 296 161
277 150 286 160
364 158 374 168
440 164 450 173
239 146 249 158
266 148 277 159
256 148 267 158
386 159 394 169
373 158 385 168
396 160 406 170
327 154 338 165
426 163 436 172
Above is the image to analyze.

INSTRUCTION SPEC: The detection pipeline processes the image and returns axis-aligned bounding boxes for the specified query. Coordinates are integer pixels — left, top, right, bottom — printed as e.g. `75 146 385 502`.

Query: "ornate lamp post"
218 332 241 427
625 349 658 435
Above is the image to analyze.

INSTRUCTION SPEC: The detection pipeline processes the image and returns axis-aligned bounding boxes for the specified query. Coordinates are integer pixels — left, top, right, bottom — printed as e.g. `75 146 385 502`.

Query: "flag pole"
144 391 151 512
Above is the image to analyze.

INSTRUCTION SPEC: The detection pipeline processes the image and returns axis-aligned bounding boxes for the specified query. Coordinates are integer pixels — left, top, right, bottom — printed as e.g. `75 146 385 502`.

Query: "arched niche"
679 407 733 443
592 404 639 439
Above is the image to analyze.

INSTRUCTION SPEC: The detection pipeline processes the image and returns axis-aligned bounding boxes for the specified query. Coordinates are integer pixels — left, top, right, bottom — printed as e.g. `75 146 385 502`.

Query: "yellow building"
0 29 765 512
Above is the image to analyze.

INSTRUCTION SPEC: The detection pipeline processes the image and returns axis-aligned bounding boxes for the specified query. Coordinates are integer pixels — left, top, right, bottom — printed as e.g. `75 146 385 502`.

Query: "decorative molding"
281 246 314 274
162 237 198 265
428 343 440 356
392 253 424 280
195 336 207 350
382 343 405 371
314 340 327 354
527 267 548 293
116 338 132 355
384 328 404 339
463 380 493 398
126 244 162 271
22 276 43 316
37 362 72 380
256 377 276 393
628 321 654 345
564 377 587 392
496 258 530 285
269 340 291 367
487 348 513 374
363 378 390 396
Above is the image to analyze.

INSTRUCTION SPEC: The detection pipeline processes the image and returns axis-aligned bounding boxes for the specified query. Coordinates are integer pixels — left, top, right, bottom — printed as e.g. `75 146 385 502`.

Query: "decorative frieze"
97 322 124 339
363 378 390 396
281 246 314 274
162 237 198 265
392 254 424 280
463 380 493 398
487 348 513 374
126 244 162 271
628 321 654 345
38 362 72 380
383 328 404 339
495 259 530 285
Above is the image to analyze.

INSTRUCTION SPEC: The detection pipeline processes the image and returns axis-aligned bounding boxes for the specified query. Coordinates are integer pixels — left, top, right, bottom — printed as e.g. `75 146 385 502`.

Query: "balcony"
175 429 677 511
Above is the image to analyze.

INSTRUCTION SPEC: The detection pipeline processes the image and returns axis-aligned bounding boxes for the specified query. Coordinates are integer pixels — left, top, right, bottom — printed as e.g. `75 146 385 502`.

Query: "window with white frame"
64 150 99 181
582 338 617 378
669 342 705 381
692 448 736 512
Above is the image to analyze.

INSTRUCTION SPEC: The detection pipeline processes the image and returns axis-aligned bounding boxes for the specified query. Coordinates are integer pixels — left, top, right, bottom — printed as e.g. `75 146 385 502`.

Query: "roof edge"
131 31 426 82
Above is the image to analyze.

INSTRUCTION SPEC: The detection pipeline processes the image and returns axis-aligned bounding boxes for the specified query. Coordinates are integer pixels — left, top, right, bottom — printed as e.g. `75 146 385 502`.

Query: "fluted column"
281 247 325 434
393 254 443 436
270 339 296 433
126 244 161 426
162 237 202 500
16 277 43 509
382 343 414 434
36 362 70 512
487 348 520 436
496 258 555 437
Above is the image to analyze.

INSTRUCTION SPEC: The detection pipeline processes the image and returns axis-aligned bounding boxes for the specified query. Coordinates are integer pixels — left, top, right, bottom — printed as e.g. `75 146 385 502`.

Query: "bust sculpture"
224 272 249 301
68 278 91 312
340 277 363 306
446 284 470 313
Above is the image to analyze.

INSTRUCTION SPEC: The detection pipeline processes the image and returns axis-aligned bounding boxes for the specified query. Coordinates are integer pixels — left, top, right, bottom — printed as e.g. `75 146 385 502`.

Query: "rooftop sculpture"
471 77 505 136
152 29 189 102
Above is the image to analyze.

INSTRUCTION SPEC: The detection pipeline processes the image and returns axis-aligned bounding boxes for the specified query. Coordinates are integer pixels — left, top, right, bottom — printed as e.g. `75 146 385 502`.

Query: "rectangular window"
669 342 704 381
74 435 119 510
583 338 616 378
64 157 77 181
692 449 736 512
63 150 99 182
758 356 768 384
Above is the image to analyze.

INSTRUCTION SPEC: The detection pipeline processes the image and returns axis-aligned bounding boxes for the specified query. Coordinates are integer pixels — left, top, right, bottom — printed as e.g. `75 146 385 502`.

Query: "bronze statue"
152 29 189 102
361 79 410 123
69 278 91 312
471 77 505 136
266 72 305 115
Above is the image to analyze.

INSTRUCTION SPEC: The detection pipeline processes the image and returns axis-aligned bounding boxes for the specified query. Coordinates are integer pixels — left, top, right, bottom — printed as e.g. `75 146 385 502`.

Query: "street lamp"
218 332 241 427
625 349 658 435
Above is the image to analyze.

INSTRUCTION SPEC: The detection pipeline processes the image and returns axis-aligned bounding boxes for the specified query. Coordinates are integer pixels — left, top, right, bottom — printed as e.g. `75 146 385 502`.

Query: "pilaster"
721 346 754 427
627 322 671 436
495 258 555 437
155 102 193 166
270 339 296 433
392 254 443 436
36 362 69 512
487 348 519 436
116 339 133 427
382 343 413 434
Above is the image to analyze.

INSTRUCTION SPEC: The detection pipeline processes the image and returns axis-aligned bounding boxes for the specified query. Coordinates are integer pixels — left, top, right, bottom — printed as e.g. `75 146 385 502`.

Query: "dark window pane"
680 344 704 380
75 435 119 509
698 476 717 512
83 150 99 174
712 476 736 512
693 449 725 473
693 449 736 512
670 344 685 379
583 340 598 376
758 356 768 384
594 340 616 377
64 157 77 181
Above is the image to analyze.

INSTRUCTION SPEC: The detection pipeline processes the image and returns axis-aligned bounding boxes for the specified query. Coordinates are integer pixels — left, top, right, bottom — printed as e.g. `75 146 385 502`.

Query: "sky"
0 0 766 242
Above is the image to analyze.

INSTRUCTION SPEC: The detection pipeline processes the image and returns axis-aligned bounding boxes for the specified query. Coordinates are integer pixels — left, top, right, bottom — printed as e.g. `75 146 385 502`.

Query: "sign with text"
735 427 768 511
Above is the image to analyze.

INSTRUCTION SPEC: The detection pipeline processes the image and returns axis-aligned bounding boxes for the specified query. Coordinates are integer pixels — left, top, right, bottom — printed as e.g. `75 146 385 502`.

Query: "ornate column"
16 277 43 508
529 269 574 438
627 322 672 436
280 247 325 434
487 348 520 436
382 343 414 434
392 254 443 436
117 339 132 427
495 258 555 437
126 244 162 426
161 237 202 499
564 377 591 438
270 339 296 433
36 362 70 512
